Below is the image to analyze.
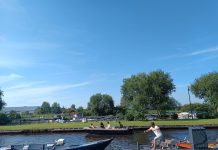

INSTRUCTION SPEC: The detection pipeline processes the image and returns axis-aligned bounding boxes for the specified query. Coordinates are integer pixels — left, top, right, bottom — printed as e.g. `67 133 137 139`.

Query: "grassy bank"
0 119 218 131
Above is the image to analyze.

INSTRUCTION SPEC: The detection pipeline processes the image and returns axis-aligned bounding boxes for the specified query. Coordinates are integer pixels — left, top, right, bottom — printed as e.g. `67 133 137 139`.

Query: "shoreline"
0 125 218 135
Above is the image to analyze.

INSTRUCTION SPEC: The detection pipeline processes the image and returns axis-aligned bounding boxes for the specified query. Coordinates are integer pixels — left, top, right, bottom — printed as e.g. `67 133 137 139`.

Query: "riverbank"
0 125 218 135
0 119 218 134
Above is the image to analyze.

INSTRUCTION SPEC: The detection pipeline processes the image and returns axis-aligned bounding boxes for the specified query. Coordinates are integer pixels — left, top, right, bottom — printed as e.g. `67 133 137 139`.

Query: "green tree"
0 89 6 111
0 113 10 125
61 106 67 114
76 106 90 116
87 93 115 116
77 106 84 113
35 107 43 114
191 72 218 113
40 101 51 114
51 102 62 114
160 97 181 111
8 110 21 120
121 70 175 119
71 104 76 110
181 103 211 112
114 105 126 120
66 108 75 119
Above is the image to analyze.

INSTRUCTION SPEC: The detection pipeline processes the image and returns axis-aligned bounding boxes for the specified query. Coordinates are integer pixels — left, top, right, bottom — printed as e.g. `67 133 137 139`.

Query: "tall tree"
87 93 114 116
77 106 84 113
41 101 51 114
121 70 175 118
51 102 62 114
70 104 76 110
160 97 181 111
8 110 21 119
0 89 6 111
191 72 218 113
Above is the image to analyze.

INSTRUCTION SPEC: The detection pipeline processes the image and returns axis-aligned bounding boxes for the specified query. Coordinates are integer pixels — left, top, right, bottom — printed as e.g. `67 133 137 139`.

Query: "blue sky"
0 0 218 108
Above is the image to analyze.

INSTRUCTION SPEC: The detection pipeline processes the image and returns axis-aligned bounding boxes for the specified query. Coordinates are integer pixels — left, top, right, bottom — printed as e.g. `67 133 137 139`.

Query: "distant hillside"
1 106 39 113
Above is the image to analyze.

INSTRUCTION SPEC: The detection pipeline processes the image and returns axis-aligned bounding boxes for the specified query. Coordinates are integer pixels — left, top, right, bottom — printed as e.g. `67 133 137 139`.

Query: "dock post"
137 141 140 150
189 126 208 150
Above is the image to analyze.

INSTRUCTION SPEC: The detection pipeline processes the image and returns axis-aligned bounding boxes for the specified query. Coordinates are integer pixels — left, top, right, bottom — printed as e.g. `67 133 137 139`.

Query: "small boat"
84 127 133 135
0 138 113 150
176 143 192 149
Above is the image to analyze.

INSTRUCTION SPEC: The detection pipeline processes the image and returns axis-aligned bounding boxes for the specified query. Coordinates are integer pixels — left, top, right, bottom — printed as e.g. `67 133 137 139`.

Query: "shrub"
172 113 178 120
0 113 11 125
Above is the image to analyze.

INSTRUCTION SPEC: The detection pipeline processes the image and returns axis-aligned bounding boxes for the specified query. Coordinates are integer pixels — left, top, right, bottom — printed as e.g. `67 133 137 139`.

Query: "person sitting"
89 123 95 128
119 121 123 128
106 121 111 129
100 122 105 128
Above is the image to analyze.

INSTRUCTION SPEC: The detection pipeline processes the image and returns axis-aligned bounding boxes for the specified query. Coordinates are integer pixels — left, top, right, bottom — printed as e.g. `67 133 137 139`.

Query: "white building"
178 112 197 119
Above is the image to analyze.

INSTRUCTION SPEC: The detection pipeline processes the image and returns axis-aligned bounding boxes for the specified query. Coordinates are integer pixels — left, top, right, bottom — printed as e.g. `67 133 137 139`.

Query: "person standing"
144 122 163 150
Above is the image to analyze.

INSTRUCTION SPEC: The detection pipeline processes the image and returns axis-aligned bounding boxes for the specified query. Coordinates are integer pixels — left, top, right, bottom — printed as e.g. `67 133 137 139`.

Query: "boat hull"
1 139 113 150
85 128 133 135
63 138 113 150
176 142 218 149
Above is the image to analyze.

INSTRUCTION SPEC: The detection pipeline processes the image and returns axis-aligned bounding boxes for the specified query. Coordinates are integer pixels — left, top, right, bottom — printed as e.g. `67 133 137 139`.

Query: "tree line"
0 70 218 122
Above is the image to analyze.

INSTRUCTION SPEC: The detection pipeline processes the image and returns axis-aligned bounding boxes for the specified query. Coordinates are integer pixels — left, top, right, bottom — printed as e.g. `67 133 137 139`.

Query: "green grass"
0 119 218 131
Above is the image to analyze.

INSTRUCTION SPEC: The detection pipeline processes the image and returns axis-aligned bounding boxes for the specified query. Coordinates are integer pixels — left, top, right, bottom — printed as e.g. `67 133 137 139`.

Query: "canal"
0 129 218 149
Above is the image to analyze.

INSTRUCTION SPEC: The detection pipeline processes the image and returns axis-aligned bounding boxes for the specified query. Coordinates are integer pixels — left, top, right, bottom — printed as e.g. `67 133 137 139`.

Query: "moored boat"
84 127 133 135
0 138 113 150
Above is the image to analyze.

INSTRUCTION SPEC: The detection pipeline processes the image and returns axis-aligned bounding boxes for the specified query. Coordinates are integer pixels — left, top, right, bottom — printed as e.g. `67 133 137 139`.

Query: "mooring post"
137 141 140 150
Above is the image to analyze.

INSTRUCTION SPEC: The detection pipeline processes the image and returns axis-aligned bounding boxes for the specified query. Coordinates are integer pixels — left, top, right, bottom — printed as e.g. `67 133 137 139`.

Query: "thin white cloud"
3 78 93 106
0 73 23 84
5 81 92 98
6 81 46 90
155 46 218 62
186 46 218 56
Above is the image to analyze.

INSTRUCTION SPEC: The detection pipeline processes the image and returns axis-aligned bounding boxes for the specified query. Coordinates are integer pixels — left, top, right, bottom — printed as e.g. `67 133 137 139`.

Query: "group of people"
89 121 124 129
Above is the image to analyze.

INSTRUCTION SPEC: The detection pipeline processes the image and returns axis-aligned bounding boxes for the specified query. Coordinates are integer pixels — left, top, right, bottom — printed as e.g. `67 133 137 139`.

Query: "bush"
0 113 11 125
125 112 134 121
116 113 124 120
171 113 178 120
197 112 214 119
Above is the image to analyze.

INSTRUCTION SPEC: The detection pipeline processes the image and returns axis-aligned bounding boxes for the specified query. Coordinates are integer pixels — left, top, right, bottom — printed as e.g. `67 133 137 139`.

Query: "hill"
1 106 38 114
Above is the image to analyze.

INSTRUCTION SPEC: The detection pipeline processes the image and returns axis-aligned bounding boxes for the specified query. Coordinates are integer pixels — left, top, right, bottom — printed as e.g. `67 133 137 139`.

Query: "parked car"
55 119 66 123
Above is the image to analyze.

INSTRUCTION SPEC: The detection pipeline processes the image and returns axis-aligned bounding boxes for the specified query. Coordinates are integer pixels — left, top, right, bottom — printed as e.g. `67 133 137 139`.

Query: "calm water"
0 129 218 150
